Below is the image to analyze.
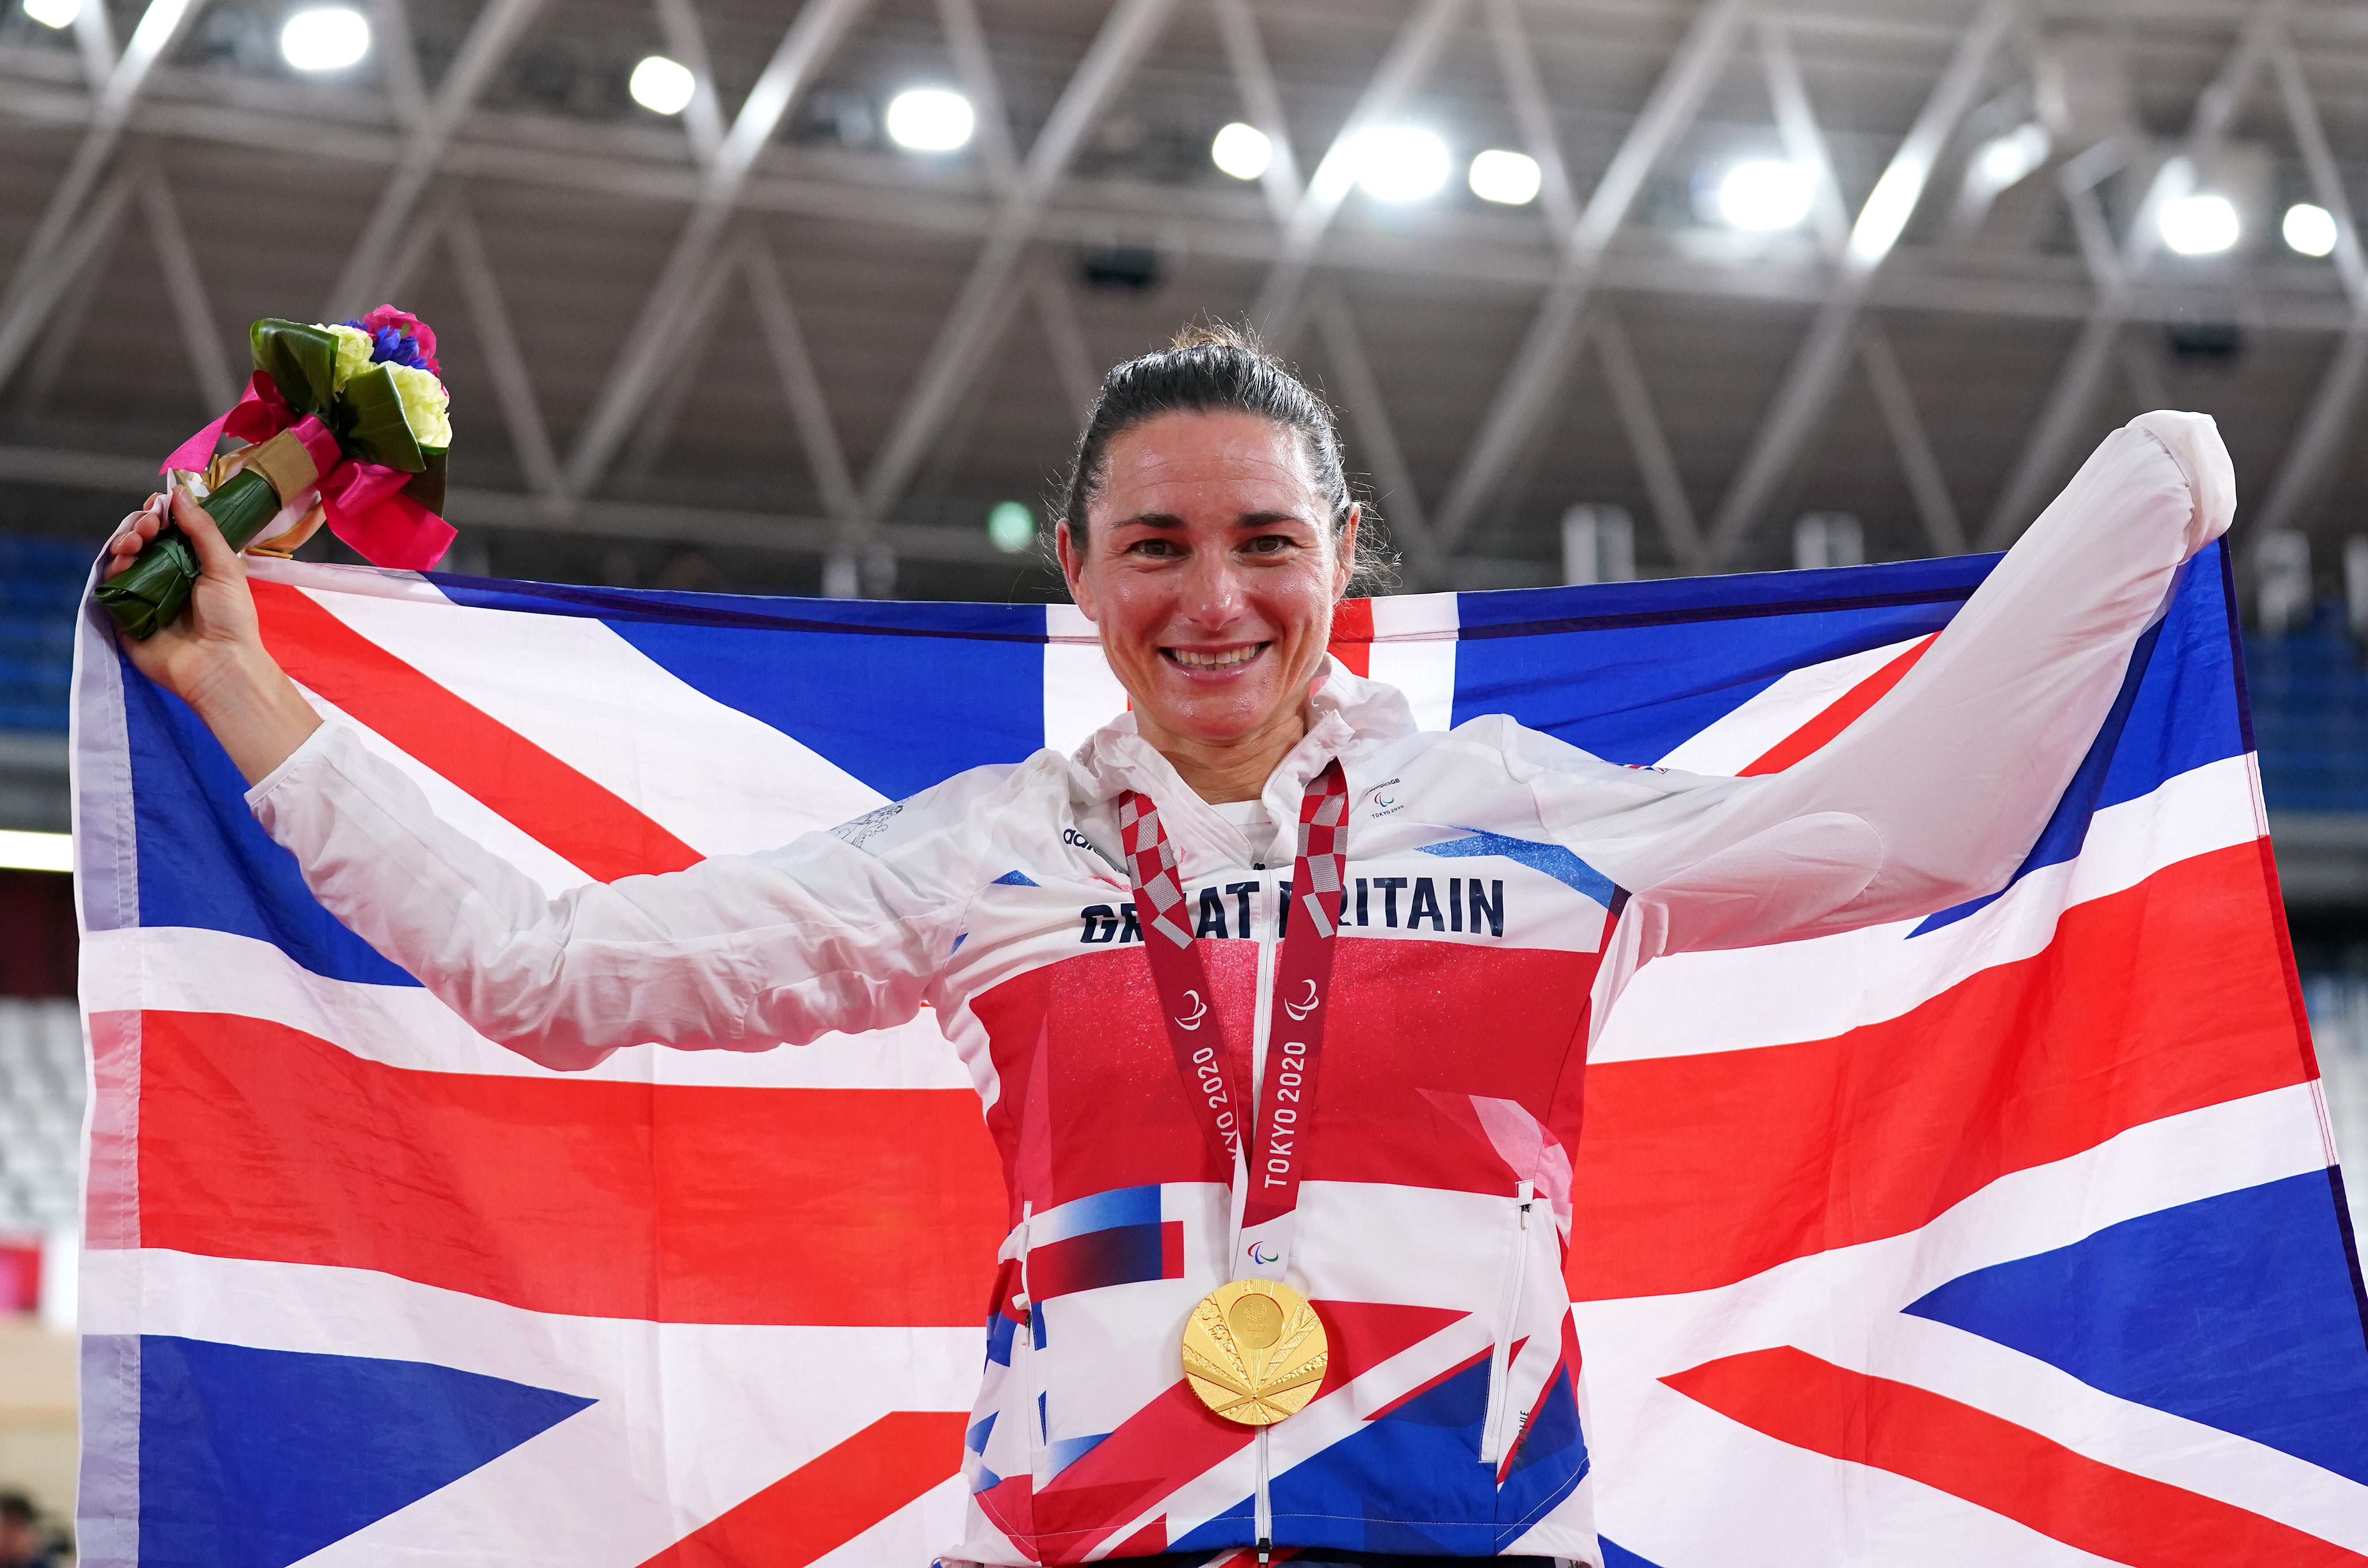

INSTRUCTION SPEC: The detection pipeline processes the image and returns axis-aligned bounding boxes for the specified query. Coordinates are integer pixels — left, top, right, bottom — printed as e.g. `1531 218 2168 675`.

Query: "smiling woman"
1052 325 1385 806
106 314 2237 1568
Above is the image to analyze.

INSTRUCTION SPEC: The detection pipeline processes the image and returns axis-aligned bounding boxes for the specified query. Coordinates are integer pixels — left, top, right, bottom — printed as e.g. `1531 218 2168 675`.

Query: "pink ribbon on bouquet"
162 371 456 571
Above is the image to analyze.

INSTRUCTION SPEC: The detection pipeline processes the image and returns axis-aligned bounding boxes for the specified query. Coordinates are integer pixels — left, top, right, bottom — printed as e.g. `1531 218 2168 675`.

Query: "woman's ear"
1334 503 1361 600
1054 519 1098 621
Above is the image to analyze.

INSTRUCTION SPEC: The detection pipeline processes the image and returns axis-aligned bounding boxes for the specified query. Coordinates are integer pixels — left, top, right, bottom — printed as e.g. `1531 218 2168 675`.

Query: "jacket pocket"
1480 1180 1535 1465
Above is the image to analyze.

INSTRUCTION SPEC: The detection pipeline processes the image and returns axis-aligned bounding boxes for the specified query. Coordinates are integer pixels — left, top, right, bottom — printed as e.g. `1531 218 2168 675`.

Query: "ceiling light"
1714 159 1813 232
1354 126 1450 203
0 830 70 874
1211 122 1272 182
628 55 696 116
21 0 81 30
279 6 371 71
885 88 974 153
987 501 1035 554
2284 202 2339 259
1468 148 1541 206
2160 193 2239 256
1971 122 2050 193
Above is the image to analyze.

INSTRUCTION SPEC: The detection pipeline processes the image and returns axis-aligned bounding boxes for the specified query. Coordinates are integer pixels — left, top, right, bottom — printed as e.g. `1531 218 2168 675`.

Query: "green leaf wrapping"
94 470 284 640
404 447 448 516
249 319 339 418
337 363 427 473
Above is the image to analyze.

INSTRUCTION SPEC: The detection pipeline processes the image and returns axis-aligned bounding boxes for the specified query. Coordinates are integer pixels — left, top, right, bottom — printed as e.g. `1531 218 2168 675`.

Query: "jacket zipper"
1249 869 1279 1551
1017 1201 1048 1488
1480 1180 1535 1465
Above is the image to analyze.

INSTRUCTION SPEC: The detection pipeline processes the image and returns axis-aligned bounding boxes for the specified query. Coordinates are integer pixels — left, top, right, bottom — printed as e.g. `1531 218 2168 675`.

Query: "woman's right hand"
104 486 322 784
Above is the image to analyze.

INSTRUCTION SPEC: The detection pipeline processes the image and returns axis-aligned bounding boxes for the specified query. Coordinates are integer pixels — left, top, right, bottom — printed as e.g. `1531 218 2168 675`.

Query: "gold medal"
1180 1277 1329 1425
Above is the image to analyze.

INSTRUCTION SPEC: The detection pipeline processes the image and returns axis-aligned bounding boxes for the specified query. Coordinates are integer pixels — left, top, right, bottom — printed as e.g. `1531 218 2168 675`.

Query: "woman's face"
1058 409 1356 750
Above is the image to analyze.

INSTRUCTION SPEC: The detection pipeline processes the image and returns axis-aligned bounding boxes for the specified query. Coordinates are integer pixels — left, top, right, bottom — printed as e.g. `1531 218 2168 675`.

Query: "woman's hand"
104 486 321 784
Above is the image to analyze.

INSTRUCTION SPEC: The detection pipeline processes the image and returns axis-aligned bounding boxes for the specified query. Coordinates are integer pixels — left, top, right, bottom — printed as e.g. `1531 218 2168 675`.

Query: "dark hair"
1056 323 1389 585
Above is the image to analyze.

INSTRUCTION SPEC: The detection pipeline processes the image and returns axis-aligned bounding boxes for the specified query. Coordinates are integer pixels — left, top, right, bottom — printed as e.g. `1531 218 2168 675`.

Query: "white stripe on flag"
80 925 975 1089
1578 1084 2353 1565
292 681 594 893
81 1248 977 1568
1655 635 1928 776
294 574 887 854
1044 602 1127 758
1591 754 2261 1063
1369 591 1459 734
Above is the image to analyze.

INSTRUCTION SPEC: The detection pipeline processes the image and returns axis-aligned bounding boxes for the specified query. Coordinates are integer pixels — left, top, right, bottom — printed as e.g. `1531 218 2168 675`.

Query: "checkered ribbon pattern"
1116 791 1195 950
1118 761 1350 1217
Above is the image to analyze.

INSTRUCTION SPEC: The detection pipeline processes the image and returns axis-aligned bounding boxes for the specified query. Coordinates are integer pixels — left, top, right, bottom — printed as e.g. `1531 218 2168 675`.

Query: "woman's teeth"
1168 645 1263 669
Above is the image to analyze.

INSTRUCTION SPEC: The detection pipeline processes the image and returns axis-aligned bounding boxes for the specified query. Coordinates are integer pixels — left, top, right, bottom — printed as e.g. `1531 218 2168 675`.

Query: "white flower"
387 363 452 450
318 323 375 392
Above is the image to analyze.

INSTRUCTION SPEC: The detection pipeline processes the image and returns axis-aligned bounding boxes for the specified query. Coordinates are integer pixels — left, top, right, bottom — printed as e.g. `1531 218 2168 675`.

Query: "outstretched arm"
245 727 976 1069
1533 411 2234 955
107 486 974 1069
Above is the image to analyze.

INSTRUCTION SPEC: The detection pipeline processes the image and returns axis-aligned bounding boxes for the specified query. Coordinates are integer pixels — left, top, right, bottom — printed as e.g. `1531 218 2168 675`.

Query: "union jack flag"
68 542 2368 1566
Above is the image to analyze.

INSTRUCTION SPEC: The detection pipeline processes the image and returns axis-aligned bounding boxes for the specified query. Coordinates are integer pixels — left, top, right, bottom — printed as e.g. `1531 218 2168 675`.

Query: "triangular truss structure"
2 0 2365 591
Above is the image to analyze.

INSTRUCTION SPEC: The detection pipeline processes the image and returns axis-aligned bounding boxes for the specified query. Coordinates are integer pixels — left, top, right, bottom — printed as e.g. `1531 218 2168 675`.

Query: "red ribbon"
162 370 456 571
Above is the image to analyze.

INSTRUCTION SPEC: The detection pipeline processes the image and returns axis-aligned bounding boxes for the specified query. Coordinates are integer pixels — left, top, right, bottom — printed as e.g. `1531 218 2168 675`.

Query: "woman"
110 325 2232 1568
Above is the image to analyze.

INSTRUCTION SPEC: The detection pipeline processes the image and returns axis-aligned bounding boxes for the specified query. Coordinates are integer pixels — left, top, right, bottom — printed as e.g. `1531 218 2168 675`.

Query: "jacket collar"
1072 658 1416 868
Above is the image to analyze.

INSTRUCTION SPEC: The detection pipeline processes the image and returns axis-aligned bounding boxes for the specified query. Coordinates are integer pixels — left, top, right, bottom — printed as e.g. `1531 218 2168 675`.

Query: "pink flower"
354 304 439 374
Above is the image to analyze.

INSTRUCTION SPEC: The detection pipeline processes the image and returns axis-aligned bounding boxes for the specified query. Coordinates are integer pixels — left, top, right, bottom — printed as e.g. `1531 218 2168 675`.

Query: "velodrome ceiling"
3 0 2367 600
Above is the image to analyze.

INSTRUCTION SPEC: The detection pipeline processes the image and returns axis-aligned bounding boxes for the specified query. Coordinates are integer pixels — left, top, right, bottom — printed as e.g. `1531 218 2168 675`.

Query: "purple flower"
342 305 441 375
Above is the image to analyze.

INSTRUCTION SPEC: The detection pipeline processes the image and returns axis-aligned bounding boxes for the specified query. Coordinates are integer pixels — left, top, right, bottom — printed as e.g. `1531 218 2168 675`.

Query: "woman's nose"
1174 549 1248 626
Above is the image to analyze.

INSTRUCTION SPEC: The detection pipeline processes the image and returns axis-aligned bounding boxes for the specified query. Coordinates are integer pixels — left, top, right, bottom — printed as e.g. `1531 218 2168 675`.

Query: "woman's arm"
105 487 321 782
108 485 974 1069
248 726 973 1069
1529 411 2234 956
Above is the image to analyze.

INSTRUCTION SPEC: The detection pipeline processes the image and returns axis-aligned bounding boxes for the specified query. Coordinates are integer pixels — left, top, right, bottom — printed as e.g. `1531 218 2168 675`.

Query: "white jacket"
250 413 2234 1566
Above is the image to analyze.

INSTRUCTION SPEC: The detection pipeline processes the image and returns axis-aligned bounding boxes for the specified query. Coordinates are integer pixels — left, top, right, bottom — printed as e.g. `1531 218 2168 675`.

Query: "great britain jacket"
248 413 2234 1567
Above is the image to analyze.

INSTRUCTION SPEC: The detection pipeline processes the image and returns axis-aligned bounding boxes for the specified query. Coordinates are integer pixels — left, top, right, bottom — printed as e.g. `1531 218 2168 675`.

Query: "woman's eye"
1245 535 1291 555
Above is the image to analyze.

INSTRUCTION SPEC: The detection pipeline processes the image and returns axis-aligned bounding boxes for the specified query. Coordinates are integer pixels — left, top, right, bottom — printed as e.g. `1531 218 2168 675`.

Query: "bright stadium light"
1354 126 1450 203
0 830 70 874
1715 159 1813 232
885 88 975 153
628 55 696 116
279 6 371 71
21 0 82 30
2160 193 2240 256
1971 122 2050 194
2285 202 2339 258
987 501 1036 554
1211 122 1273 182
1468 149 1541 206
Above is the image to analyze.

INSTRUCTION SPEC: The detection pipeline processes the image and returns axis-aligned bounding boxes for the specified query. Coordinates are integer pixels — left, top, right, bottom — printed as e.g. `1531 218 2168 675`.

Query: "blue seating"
2244 601 2368 813
0 535 92 738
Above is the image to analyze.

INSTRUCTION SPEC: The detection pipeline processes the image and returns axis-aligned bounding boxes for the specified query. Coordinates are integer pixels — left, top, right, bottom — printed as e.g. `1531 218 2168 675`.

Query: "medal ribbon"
1119 759 1350 1281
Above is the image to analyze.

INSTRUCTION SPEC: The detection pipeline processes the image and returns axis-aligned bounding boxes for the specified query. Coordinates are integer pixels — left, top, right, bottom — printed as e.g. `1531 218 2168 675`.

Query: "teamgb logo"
1367 777 1404 817
1282 979 1319 1021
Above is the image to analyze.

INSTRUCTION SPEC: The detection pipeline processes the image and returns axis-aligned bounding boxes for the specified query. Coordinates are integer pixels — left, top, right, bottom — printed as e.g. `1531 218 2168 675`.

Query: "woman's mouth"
1163 643 1267 673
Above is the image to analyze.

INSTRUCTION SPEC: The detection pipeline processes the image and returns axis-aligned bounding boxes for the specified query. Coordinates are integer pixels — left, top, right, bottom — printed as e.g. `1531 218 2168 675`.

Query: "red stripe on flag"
1570 842 2311 1300
1328 597 1373 679
251 579 702 881
1738 633 1937 776
134 1010 1006 1324
637 1410 965 1568
1665 1346 2368 1566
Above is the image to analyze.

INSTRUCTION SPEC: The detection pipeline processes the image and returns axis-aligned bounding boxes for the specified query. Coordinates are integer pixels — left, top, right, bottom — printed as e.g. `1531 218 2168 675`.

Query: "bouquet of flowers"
97 305 457 639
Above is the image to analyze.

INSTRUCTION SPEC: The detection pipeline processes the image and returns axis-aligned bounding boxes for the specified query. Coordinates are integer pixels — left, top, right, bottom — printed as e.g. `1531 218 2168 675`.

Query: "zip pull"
1257 1539 1272 1567
1517 1178 1534 1228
